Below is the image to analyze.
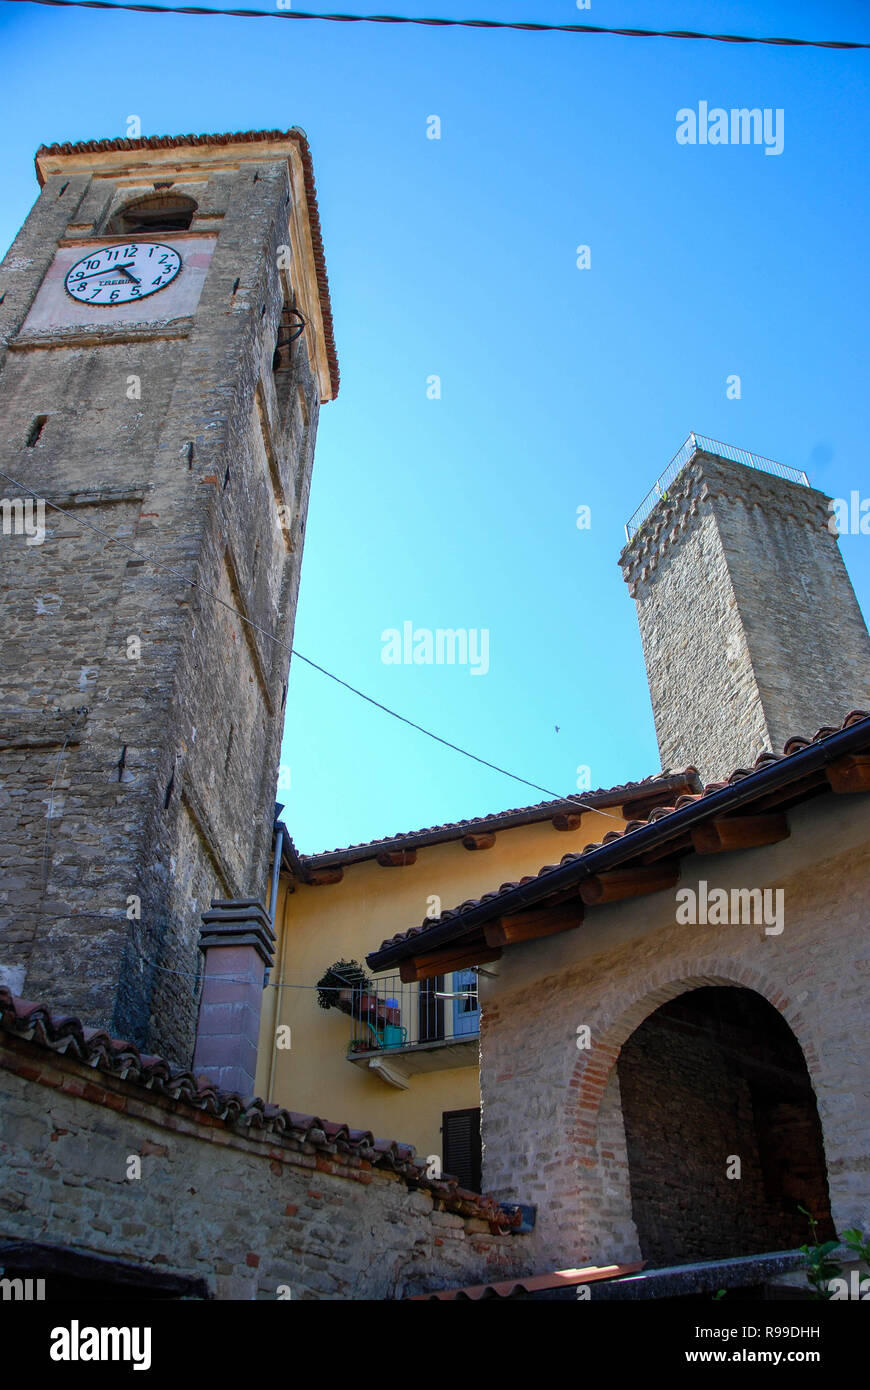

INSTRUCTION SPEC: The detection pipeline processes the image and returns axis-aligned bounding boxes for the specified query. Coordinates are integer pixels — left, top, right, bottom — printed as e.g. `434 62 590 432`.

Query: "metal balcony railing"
624 433 810 542
334 974 480 1058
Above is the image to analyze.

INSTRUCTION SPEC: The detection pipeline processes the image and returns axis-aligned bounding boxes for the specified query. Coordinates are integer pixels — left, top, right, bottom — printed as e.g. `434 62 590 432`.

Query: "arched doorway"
616 986 833 1267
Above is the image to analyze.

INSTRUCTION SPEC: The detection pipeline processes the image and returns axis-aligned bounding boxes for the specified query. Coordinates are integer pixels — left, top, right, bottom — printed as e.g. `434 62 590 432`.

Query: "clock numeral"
85 259 101 271
109 290 120 301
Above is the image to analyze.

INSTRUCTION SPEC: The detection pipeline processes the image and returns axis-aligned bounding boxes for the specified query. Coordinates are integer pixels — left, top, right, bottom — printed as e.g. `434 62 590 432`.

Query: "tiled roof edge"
368 710 870 968
294 771 701 870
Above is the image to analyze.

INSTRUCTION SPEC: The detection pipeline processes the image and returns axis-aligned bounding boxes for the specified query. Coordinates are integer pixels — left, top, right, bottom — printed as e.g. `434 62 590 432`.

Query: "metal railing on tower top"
624 433 810 542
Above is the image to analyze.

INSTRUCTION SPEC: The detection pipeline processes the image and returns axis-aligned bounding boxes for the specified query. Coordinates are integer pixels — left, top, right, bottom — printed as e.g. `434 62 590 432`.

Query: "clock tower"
0 130 338 1063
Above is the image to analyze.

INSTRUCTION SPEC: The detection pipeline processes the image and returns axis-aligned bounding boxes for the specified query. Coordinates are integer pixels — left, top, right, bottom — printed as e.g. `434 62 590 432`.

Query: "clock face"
64 242 182 306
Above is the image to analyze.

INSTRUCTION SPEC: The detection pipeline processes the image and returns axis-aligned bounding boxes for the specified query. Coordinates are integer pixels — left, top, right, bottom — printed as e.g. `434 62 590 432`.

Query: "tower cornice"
619 451 832 598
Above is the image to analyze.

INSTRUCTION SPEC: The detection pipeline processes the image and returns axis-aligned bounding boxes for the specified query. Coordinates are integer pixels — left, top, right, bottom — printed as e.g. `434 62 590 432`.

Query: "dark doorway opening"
617 986 834 1267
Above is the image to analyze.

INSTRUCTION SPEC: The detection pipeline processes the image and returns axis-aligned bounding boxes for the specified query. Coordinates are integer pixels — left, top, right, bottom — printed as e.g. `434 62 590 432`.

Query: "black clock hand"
71 263 137 282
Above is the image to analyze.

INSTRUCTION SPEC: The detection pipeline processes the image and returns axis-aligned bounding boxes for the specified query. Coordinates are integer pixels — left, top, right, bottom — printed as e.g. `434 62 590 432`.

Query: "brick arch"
565 959 821 1157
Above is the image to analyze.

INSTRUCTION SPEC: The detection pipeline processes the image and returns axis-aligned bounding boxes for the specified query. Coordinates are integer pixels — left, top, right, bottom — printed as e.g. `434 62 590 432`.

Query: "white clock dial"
65 242 182 305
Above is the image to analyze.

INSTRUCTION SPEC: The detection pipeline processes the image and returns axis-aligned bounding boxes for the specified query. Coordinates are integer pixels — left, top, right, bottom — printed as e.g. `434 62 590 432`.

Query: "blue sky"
2 0 869 853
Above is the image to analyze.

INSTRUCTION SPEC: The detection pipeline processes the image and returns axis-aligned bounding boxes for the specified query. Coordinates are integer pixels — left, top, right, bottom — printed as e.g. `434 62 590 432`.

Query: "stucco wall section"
259 809 622 1160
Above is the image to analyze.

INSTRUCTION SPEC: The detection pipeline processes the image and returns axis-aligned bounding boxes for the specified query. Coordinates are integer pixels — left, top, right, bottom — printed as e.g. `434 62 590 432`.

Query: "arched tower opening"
616 985 833 1266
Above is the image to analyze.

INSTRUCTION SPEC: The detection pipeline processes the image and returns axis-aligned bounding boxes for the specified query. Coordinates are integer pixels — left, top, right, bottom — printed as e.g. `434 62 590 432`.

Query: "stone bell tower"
0 129 338 1063
620 437 870 782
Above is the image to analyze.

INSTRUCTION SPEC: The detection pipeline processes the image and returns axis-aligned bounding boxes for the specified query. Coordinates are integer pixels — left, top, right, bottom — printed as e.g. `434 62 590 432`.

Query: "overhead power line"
0 468 625 820
1 0 868 50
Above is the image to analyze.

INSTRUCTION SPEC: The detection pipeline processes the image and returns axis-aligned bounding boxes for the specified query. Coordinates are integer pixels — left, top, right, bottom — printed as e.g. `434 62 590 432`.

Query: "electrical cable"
1 0 867 50
0 467 628 820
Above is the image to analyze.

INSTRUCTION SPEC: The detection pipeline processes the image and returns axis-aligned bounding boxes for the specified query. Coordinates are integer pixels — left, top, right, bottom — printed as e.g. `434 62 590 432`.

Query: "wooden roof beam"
690 812 789 855
579 863 680 905
825 753 870 794
306 866 343 886
399 942 502 983
484 899 585 947
461 832 496 851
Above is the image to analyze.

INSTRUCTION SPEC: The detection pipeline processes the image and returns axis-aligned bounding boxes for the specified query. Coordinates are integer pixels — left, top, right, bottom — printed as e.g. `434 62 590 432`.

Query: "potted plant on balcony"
316 959 372 1019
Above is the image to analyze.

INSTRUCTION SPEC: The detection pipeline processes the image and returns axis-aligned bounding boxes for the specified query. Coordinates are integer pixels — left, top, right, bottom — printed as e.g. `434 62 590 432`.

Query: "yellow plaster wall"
255 808 623 1158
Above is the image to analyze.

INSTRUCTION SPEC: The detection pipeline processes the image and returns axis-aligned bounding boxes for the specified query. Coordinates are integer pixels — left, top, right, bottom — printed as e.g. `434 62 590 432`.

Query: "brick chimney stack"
193 899 275 1096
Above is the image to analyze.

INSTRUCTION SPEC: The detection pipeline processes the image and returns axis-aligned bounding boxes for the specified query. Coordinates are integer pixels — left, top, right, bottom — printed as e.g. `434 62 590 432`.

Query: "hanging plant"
316 959 371 1012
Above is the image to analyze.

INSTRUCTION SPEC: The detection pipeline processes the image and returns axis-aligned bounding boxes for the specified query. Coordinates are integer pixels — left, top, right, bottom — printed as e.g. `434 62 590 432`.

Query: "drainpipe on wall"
268 826 284 926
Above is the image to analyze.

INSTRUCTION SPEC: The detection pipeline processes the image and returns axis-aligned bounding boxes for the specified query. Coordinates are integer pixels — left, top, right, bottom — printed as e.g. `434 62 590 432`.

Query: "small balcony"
335 973 480 1089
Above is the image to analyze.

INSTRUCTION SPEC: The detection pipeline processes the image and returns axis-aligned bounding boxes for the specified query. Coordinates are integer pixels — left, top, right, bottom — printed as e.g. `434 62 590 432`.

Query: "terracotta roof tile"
410 1262 644 1300
296 771 701 866
0 988 517 1233
371 710 870 961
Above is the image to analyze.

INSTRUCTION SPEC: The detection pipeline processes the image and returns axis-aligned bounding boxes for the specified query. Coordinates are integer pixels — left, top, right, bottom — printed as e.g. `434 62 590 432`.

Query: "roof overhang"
367 712 870 977
289 771 701 876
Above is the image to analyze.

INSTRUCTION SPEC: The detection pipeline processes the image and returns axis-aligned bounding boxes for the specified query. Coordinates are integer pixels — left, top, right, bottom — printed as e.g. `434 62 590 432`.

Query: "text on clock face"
64 243 182 304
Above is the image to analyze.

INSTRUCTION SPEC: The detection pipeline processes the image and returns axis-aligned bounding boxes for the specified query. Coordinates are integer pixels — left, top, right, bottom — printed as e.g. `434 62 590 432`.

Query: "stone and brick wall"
0 1028 526 1300
479 790 870 1273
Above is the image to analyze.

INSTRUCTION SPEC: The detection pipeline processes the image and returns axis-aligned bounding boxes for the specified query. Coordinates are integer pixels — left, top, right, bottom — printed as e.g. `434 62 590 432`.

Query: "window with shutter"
442 1107 482 1193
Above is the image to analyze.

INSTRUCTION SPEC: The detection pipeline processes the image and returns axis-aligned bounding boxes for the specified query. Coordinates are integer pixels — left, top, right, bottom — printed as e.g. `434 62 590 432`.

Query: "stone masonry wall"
715 476 870 757
0 1035 526 1299
620 454 870 781
0 149 320 1064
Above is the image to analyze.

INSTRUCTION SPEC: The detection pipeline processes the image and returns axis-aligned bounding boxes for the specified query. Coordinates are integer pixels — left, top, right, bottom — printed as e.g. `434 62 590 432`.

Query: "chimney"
193 899 275 1096
620 437 870 782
